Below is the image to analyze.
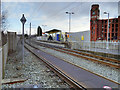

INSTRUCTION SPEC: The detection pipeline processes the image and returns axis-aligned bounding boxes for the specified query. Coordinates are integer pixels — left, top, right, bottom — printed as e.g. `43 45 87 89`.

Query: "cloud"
2 0 120 2
2 2 119 34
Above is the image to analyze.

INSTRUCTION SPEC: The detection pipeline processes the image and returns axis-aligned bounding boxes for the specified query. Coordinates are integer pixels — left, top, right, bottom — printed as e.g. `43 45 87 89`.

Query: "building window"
102 25 104 28
109 20 111 23
105 29 107 32
109 24 110 28
116 19 118 23
105 33 107 37
112 19 114 23
112 24 114 27
105 20 107 24
112 33 114 37
102 29 103 32
105 25 107 28
92 30 93 34
113 33 117 40
115 24 118 27
115 33 117 39
102 20 104 24
92 11 95 15
91 21 93 25
108 33 110 37
115 28 118 32
112 28 114 32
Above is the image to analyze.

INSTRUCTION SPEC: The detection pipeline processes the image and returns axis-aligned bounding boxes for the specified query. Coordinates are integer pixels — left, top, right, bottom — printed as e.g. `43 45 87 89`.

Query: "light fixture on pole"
104 12 109 49
20 14 26 64
66 12 74 34
42 25 47 32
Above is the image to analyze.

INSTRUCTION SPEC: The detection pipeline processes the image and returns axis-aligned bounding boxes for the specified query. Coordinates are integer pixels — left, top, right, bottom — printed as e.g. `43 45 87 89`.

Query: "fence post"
89 41 91 51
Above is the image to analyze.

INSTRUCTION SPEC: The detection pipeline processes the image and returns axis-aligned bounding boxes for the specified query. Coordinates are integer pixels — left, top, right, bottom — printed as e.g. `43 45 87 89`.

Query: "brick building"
90 4 120 41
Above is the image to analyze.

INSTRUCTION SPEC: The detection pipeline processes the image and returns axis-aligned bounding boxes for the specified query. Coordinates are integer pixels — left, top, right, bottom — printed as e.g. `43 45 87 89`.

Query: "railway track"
24 41 86 89
26 40 120 69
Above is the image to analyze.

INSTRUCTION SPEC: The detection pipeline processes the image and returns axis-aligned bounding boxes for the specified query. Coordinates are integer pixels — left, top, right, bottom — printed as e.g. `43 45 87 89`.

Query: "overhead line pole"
30 22 31 37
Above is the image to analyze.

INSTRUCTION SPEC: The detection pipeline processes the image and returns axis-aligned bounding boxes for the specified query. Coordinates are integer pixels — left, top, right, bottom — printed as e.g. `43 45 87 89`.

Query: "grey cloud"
2 1 119 32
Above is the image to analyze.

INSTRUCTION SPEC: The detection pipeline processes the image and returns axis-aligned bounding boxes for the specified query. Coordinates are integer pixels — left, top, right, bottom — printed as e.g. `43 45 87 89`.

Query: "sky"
1 0 120 35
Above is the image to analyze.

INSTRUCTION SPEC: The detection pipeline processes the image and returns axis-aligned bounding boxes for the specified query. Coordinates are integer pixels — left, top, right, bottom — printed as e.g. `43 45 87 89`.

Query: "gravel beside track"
2 39 70 88
29 41 119 84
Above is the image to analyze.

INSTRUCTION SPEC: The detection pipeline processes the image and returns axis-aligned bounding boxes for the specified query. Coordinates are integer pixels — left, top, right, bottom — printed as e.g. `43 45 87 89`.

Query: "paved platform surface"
28 45 119 89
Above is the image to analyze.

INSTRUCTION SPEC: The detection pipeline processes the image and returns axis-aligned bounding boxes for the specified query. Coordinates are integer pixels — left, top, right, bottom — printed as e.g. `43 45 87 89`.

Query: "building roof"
45 29 61 34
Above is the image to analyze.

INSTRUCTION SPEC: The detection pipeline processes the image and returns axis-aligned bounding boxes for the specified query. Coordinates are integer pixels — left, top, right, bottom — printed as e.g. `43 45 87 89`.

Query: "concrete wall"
0 31 17 89
67 30 119 55
68 30 90 42
7 32 17 54
36 36 47 41
2 43 8 78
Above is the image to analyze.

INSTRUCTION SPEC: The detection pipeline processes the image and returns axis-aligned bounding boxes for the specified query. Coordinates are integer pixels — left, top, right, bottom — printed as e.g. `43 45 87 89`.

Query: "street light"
104 12 109 49
66 12 74 34
20 14 26 64
42 25 47 32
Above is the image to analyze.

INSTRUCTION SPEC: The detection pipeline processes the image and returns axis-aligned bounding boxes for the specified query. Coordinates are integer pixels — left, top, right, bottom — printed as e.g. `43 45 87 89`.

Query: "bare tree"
1 10 8 45
1 10 8 32
37 26 42 36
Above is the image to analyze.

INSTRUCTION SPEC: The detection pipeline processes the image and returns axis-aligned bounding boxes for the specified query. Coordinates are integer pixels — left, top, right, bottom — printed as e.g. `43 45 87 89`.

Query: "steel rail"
37 40 120 64
27 41 120 69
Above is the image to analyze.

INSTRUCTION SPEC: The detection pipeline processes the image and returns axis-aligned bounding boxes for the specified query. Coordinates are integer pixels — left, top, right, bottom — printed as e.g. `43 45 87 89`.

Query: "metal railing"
69 41 120 55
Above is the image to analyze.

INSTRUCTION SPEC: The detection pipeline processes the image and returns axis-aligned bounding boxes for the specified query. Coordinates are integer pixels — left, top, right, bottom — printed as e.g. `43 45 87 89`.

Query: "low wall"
8 32 17 54
36 36 47 41
2 43 8 79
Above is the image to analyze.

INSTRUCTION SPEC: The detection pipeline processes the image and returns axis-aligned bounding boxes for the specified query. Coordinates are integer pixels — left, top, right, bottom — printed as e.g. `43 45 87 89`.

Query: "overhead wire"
30 1 46 20
43 2 84 31
24 1 85 32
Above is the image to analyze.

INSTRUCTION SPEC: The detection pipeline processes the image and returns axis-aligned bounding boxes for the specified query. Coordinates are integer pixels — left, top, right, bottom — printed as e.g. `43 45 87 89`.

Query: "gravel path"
2 39 70 88
30 40 119 84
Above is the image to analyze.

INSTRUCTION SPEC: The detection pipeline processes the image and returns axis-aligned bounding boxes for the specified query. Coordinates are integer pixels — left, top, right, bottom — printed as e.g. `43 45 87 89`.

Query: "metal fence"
69 41 120 55
35 35 120 55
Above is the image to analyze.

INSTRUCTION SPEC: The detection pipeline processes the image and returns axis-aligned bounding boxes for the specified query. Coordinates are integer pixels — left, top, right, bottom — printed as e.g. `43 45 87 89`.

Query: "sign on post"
20 14 26 64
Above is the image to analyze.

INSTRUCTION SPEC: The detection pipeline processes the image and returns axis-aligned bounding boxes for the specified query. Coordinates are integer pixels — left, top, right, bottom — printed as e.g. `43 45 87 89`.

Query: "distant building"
90 4 120 41
69 30 90 42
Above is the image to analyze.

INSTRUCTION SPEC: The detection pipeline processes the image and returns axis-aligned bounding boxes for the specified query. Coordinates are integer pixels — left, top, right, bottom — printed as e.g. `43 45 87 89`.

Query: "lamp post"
66 12 74 34
20 14 26 64
42 25 47 32
104 12 109 49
